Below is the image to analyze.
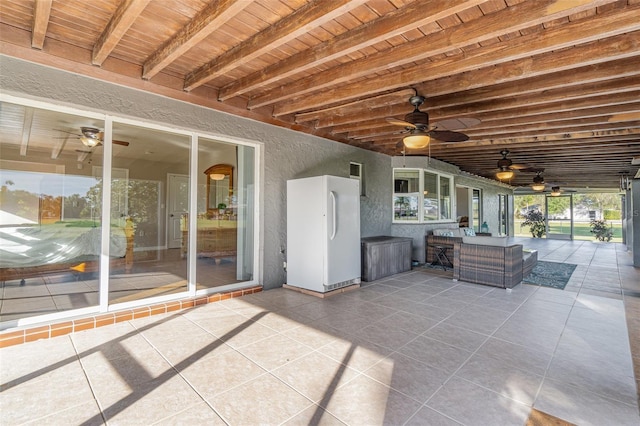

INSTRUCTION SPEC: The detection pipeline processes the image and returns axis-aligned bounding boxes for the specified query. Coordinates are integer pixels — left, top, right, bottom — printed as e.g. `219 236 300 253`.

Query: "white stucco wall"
1 55 392 289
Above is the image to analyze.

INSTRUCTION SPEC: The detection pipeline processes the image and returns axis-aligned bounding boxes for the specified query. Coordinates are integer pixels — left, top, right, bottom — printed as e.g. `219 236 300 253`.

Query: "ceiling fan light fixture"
531 183 546 191
210 173 226 181
80 136 99 147
551 186 561 196
496 170 514 180
531 173 545 191
403 131 430 149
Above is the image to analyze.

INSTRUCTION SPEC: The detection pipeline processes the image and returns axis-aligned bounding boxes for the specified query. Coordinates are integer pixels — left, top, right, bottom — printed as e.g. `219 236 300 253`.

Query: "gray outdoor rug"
523 260 577 290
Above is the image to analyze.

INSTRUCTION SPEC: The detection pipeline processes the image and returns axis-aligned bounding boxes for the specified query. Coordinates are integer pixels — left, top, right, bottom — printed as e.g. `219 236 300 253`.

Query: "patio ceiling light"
531 172 545 191
80 136 100 148
496 170 514 180
403 130 430 149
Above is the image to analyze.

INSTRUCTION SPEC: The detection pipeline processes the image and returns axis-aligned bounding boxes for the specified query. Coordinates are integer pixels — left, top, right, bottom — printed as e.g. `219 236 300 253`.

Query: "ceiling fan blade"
519 167 544 173
429 130 469 142
386 117 417 128
432 117 481 131
509 164 531 170
113 140 130 146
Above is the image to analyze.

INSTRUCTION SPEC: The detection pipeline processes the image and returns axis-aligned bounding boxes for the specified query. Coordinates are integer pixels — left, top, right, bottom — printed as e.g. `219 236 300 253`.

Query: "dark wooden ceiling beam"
466 100 640 130
278 27 640 117
254 0 630 113
31 0 52 50
333 92 640 139
218 0 486 100
465 119 640 138
318 73 640 130
375 129 640 151
183 0 370 91
142 0 250 80
432 139 640 158
92 0 153 66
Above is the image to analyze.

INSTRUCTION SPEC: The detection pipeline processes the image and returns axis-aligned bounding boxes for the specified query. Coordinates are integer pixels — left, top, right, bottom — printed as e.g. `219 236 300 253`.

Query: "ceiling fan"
514 173 574 194
386 90 478 149
56 127 130 148
530 170 546 191
546 186 577 196
494 149 533 181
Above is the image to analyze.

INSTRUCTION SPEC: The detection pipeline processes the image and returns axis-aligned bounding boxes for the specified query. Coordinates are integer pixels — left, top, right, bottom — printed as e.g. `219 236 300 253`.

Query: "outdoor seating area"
427 231 538 289
1 238 638 425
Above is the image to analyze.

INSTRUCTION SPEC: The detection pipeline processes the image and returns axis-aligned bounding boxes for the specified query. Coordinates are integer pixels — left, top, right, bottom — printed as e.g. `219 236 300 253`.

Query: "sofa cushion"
462 235 509 247
433 228 459 237
462 227 476 236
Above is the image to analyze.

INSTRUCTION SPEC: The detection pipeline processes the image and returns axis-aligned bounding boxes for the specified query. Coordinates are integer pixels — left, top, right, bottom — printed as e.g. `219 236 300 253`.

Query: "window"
350 162 365 195
499 194 509 235
472 189 481 231
393 168 453 223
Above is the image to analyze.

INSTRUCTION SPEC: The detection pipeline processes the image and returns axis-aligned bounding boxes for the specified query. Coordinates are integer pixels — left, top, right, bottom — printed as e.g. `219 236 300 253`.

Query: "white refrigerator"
286 175 361 293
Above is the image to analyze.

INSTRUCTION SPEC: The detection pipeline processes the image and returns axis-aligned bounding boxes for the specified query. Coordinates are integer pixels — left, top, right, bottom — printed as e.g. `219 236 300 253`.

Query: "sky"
0 169 98 197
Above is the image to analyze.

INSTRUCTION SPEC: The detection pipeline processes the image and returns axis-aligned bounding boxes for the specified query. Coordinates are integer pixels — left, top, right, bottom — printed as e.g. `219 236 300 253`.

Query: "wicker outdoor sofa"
426 230 537 289
453 236 537 289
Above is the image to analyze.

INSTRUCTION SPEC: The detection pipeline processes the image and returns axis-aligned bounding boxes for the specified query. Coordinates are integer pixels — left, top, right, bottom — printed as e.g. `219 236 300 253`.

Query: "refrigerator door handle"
329 190 337 240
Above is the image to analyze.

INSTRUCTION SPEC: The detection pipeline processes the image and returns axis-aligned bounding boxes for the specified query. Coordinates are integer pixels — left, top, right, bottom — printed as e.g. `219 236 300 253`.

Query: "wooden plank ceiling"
1 0 639 191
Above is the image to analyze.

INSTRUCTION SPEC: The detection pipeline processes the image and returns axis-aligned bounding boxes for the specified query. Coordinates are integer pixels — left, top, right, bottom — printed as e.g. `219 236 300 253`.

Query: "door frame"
167 173 189 249
545 194 574 240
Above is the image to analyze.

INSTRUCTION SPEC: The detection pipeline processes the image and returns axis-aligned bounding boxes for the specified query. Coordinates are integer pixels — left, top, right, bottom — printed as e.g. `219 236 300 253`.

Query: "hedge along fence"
603 209 621 220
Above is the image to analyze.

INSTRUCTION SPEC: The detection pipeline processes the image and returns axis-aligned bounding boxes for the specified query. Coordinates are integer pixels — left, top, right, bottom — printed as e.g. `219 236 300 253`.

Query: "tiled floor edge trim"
0 285 263 348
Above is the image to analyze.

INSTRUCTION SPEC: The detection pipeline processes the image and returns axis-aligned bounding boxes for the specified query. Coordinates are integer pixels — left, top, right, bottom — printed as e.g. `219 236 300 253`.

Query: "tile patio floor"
1 238 639 425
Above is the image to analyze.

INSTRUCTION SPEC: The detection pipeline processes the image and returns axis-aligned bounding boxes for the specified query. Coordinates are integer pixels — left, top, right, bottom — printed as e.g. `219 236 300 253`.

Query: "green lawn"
514 219 623 242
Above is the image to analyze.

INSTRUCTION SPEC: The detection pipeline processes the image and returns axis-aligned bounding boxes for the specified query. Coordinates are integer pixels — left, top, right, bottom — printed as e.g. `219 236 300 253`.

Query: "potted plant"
590 219 613 242
217 203 227 214
521 209 546 238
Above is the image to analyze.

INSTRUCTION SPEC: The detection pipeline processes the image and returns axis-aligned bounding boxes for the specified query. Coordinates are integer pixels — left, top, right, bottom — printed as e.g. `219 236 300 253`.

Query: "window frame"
392 167 455 224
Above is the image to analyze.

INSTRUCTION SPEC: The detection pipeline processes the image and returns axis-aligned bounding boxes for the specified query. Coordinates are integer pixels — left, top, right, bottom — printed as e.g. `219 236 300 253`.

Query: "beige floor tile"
405 406 462 426
22 400 104 426
455 353 544 405
321 373 422 425
1 239 639 426
281 404 346 426
272 351 360 403
0 335 77 383
426 376 531 425
237 333 314 371
319 335 393 373
0 360 96 425
209 373 313 425
79 347 175 400
179 349 266 399
364 352 450 404
535 378 640 426
153 401 226 425
97 377 202 425
398 335 473 374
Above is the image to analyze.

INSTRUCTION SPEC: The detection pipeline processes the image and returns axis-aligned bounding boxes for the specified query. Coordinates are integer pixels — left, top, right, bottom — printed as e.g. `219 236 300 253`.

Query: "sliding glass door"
0 97 259 327
0 102 105 323
107 122 191 305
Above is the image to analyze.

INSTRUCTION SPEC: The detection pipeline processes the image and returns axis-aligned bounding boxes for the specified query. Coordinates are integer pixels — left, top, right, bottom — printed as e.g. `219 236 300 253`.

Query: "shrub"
521 209 546 238
603 209 621 220
590 219 613 242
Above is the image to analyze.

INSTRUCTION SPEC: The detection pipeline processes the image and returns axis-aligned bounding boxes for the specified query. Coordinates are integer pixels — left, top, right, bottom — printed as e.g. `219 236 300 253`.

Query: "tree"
590 219 613 242
515 194 545 218
521 209 546 238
